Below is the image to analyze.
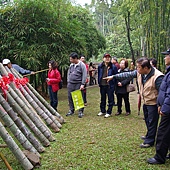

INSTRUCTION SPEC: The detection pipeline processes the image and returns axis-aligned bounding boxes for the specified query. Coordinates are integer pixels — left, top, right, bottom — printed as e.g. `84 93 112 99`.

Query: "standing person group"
97 53 118 118
104 57 164 148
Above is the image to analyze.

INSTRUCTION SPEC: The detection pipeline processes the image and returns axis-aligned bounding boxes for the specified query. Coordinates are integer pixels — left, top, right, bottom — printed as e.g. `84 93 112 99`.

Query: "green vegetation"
1 86 170 169
0 0 105 70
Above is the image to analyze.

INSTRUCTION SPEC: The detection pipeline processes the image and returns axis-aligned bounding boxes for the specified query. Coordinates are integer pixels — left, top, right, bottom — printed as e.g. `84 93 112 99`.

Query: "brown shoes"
125 112 131 116
115 112 121 116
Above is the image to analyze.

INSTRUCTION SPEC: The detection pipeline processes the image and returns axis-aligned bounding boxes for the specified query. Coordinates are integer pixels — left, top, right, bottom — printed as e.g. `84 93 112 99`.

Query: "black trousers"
116 93 130 113
154 114 170 163
143 104 159 145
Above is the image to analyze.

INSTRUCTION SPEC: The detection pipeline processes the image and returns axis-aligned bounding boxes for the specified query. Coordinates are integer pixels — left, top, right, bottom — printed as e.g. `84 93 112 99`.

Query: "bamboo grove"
91 0 169 70
0 0 106 89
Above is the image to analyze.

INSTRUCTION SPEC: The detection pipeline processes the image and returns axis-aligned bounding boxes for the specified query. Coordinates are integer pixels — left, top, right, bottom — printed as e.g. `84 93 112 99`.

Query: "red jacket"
47 68 61 92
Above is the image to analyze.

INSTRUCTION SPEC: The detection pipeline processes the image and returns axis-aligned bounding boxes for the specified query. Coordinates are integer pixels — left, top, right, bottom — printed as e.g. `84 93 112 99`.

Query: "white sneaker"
104 113 111 118
97 112 105 116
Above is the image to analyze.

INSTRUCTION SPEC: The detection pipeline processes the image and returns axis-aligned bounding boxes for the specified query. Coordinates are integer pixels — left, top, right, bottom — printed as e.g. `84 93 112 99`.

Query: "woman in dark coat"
115 59 131 116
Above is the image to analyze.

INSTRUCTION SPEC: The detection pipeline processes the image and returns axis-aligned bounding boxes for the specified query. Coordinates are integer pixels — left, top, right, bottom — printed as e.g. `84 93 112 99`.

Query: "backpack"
59 79 63 89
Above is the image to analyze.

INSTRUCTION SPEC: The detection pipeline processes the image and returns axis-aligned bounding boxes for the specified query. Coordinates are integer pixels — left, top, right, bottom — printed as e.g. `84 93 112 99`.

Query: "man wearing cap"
2 59 35 75
147 48 170 164
97 53 117 118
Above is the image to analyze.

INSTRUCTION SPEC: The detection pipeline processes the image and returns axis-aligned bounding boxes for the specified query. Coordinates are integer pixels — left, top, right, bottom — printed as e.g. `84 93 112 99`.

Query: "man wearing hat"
147 48 170 164
2 59 34 75
97 53 117 118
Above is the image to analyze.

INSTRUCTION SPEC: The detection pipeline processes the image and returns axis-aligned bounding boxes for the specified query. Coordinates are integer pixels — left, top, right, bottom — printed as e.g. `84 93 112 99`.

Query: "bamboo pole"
4 66 55 132
6 91 50 147
23 68 49 77
28 83 65 123
25 87 62 129
0 121 33 170
6 81 55 142
0 64 55 142
16 84 60 132
0 92 45 153
0 152 13 170
0 104 39 156
12 68 65 124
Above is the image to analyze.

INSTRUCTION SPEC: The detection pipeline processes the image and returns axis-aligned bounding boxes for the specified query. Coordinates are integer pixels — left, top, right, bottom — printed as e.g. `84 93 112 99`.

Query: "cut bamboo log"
0 65 55 142
0 93 45 152
17 84 60 132
0 104 39 156
7 82 55 142
6 91 50 147
0 121 34 170
23 85 62 129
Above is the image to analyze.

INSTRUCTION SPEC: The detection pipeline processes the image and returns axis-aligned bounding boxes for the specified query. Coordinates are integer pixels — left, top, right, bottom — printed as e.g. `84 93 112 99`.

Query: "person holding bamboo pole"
2 59 35 75
46 60 61 111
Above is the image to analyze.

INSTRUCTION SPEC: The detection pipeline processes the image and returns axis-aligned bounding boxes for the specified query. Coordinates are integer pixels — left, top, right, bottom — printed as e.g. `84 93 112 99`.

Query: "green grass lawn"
1 86 170 170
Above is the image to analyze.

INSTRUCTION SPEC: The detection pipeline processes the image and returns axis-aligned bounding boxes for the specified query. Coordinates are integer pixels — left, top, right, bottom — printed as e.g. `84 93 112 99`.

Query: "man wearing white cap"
2 59 35 75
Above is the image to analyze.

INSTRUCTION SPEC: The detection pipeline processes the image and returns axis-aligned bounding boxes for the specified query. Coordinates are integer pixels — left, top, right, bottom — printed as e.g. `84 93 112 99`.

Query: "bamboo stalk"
6 91 50 147
0 121 33 170
0 64 55 142
23 68 49 77
0 104 39 156
7 82 55 142
0 92 45 152
26 87 62 129
18 84 60 132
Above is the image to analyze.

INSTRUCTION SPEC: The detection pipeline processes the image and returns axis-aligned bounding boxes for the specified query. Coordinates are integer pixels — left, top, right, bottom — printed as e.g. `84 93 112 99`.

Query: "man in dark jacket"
97 53 117 118
147 48 170 164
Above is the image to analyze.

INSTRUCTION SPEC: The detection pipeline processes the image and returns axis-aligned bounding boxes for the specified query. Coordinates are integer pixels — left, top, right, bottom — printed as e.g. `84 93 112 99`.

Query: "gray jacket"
67 61 87 85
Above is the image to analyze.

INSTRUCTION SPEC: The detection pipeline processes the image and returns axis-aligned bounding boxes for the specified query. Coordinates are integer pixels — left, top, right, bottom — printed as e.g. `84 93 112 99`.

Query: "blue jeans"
48 85 58 110
143 104 159 145
100 85 114 115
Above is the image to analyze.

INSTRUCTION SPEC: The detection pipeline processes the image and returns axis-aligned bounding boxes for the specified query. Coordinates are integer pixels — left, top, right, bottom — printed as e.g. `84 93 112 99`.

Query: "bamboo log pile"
0 63 65 169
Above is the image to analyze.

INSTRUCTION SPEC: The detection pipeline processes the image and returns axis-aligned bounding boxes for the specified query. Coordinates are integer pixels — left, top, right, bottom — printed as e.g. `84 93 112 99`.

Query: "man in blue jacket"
147 48 170 164
97 53 117 118
2 59 35 75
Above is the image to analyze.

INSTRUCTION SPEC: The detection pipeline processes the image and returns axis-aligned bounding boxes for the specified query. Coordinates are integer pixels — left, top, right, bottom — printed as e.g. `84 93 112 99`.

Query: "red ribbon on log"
0 73 29 100
0 78 8 100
